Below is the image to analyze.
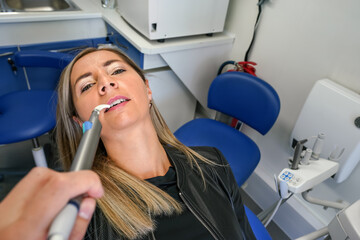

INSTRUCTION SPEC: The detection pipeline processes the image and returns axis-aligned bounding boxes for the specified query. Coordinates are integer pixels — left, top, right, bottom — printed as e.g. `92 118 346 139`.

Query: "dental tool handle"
291 139 308 170
48 111 101 240
48 105 109 240
301 148 312 165
70 109 103 171
47 197 82 240
311 133 325 160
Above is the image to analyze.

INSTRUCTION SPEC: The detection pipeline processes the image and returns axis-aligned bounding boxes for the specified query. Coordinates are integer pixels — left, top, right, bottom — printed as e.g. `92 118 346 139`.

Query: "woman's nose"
98 79 118 94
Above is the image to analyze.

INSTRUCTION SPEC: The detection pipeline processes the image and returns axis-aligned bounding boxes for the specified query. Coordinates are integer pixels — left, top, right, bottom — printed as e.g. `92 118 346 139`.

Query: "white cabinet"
146 69 196 132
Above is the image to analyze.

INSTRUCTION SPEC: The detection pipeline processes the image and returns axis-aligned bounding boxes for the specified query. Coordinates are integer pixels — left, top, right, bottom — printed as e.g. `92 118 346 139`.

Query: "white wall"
225 0 360 238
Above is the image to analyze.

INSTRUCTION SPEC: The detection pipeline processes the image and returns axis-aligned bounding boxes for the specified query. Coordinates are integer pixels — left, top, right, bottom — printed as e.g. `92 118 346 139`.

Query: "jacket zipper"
179 191 220 240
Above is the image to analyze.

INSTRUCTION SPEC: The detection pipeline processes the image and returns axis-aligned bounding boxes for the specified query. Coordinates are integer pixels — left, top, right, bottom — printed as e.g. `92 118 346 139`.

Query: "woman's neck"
101 122 171 179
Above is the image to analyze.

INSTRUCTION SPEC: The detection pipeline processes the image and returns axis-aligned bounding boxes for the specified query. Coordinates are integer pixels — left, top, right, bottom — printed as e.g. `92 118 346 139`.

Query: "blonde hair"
55 47 212 239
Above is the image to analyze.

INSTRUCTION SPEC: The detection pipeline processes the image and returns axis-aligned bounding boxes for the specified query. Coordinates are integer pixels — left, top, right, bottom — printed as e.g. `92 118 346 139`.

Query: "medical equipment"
48 104 110 240
278 135 339 194
117 0 229 40
291 79 360 183
101 0 115 8
290 139 308 170
278 157 339 194
296 199 360 240
260 79 360 234
259 133 343 229
327 199 360 240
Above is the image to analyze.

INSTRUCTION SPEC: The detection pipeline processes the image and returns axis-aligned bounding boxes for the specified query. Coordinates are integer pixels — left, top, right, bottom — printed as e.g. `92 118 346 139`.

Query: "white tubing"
302 190 349 210
295 226 328 240
32 147 48 168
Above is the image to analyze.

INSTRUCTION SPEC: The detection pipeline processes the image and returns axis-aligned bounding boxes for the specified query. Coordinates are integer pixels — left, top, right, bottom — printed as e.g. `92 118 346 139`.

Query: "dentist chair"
174 71 280 239
0 50 73 167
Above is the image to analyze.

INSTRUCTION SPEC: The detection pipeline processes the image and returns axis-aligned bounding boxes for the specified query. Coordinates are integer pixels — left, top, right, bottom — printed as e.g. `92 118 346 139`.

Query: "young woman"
56 47 256 240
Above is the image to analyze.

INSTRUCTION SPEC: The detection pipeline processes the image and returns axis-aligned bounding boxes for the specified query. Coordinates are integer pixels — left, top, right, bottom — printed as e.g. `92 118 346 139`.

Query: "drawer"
106 23 168 70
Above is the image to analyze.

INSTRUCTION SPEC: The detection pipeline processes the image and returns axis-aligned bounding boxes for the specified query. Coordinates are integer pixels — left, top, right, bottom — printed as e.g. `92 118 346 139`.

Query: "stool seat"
0 90 57 144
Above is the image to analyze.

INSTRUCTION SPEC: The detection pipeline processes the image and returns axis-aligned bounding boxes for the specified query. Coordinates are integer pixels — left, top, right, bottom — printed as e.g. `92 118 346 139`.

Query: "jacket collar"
164 146 186 189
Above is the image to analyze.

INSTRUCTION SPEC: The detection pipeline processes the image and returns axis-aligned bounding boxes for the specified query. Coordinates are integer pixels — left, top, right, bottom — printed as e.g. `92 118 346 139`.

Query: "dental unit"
257 79 360 239
48 104 110 240
258 131 360 240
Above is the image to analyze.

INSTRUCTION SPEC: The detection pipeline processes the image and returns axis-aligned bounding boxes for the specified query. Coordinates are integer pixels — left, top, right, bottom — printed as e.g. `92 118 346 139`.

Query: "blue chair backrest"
208 71 280 135
12 50 74 91
14 50 73 69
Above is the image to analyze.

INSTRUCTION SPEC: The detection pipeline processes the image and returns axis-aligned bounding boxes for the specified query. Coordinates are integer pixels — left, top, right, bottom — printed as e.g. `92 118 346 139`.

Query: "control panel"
278 158 339 194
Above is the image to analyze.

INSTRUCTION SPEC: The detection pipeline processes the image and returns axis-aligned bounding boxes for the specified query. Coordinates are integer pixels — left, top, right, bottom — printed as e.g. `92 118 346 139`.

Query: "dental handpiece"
291 139 308 170
48 104 110 240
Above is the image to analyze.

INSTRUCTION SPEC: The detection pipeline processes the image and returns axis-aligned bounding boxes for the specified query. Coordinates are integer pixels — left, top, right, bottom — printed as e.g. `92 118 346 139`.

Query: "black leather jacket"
167 146 256 240
85 146 256 240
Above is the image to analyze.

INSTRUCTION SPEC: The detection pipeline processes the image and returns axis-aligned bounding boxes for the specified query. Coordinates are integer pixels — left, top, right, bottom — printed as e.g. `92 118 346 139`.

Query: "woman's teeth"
105 99 129 112
110 99 128 107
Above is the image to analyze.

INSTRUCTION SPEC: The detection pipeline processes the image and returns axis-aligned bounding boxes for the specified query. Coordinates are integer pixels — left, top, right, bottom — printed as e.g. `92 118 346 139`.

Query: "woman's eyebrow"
103 59 121 67
74 72 92 87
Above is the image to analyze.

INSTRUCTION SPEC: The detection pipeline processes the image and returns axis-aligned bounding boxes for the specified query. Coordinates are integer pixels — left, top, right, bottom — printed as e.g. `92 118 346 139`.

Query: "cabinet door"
146 69 196 132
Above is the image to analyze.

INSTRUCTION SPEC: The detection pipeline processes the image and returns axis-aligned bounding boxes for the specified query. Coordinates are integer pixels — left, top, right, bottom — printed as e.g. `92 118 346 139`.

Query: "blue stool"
174 71 280 186
0 50 73 167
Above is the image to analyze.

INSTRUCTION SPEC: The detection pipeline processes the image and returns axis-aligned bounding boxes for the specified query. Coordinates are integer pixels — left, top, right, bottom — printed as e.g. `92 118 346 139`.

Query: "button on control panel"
279 170 302 187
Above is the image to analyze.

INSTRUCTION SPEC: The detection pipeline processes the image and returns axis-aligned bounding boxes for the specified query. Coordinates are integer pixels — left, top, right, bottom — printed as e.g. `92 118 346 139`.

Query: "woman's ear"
72 116 83 128
144 79 152 102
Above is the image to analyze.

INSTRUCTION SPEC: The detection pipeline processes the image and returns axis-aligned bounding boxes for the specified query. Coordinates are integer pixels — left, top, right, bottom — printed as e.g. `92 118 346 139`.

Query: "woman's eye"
81 83 94 93
112 69 125 75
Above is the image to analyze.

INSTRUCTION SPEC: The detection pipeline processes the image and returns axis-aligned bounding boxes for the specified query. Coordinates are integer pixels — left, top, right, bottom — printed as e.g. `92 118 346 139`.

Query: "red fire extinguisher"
217 61 257 77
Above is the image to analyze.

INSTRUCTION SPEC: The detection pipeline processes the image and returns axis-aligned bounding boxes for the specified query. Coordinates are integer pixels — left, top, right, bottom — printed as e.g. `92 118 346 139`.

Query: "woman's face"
70 50 152 136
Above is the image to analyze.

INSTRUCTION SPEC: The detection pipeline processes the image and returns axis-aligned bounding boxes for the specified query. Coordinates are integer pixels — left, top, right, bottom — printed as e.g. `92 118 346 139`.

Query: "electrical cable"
257 201 279 221
244 0 265 61
258 193 293 224
264 198 282 227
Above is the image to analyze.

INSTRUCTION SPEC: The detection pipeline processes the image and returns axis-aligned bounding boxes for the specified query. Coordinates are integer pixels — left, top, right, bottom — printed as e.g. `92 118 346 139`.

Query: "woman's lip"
105 100 130 113
107 95 130 105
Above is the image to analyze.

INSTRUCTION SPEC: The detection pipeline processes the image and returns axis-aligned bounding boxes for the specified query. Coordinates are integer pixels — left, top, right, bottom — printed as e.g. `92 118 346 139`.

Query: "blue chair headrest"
208 71 280 135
